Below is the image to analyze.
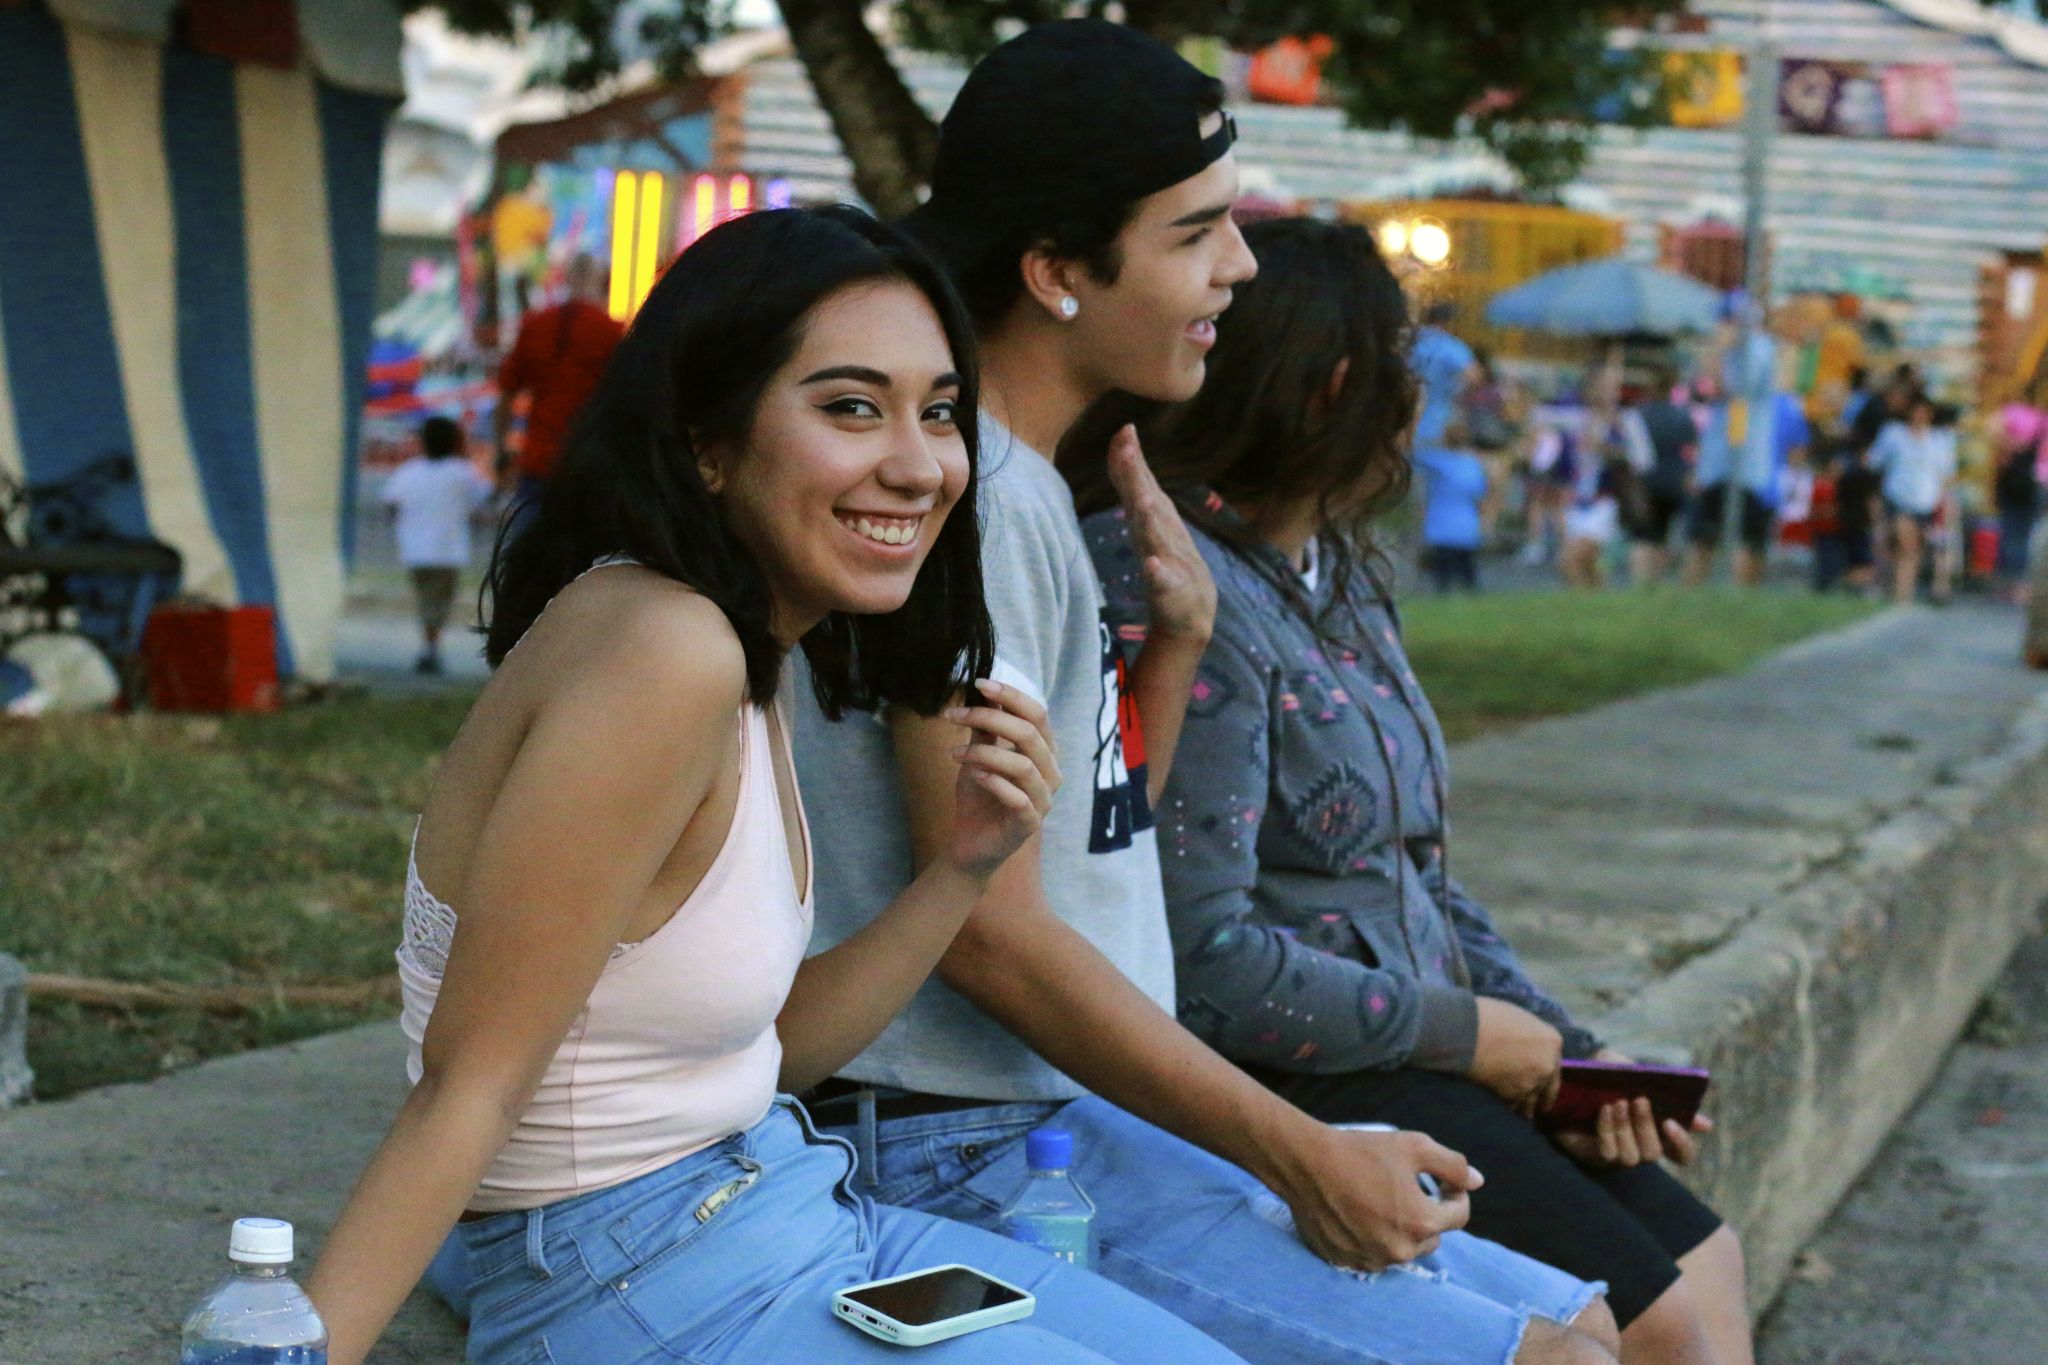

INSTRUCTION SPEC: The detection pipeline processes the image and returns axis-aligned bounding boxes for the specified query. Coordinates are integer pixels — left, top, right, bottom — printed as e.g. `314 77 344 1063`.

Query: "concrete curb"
1594 687 2048 1312
0 954 31 1108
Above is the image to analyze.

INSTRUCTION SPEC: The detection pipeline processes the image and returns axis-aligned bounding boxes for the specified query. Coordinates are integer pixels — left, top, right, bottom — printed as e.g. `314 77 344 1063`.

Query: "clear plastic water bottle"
998 1127 1097 1270
179 1218 329 1364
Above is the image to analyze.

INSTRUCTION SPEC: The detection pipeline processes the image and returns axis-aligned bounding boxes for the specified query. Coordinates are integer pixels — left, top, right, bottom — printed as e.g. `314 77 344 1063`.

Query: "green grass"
4 694 474 1099
4 588 1879 1099
1401 588 1884 742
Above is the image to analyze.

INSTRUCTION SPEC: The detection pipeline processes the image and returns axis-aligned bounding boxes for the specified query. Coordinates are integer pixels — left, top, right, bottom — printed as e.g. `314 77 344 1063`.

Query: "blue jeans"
823 1095 1604 1365
426 1097 1247 1363
2000 507 2037 581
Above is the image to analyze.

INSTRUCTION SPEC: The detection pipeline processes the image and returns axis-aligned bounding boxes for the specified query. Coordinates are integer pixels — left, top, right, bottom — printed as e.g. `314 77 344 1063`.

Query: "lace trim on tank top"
398 554 645 980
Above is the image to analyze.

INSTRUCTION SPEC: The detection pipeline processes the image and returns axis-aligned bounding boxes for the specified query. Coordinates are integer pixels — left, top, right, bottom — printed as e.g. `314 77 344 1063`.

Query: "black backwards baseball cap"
906 19 1238 316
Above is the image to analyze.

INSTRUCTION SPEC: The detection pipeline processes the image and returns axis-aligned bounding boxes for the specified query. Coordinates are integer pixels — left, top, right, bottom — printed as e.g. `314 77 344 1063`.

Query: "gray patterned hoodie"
1083 496 1600 1075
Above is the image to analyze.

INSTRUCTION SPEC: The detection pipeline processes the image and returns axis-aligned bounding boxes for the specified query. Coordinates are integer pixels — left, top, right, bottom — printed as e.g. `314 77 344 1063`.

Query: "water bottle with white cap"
179 1217 329 1363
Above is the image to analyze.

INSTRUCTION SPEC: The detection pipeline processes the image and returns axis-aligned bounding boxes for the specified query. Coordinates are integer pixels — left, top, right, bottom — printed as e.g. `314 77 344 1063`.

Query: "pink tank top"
395 696 814 1213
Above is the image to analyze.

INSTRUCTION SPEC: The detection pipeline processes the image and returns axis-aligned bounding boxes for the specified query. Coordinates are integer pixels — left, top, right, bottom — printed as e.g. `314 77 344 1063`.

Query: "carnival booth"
0 0 402 683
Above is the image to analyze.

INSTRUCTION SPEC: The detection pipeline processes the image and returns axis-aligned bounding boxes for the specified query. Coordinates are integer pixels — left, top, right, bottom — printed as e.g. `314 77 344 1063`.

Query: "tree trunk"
775 0 936 220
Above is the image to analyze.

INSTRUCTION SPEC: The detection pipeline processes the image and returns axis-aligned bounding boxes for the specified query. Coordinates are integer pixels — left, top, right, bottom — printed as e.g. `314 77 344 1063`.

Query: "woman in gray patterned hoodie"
1074 218 1752 1365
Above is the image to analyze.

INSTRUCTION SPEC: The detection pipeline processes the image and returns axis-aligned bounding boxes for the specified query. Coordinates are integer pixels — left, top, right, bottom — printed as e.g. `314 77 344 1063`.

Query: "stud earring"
1058 296 1079 320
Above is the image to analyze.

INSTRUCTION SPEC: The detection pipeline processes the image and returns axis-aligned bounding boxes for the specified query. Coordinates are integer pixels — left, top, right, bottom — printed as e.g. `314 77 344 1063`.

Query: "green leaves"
415 0 1686 195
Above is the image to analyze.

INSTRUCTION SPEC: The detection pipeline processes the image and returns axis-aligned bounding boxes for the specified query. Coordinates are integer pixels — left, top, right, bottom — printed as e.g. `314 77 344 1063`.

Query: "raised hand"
941 679 1060 880
1105 424 1214 642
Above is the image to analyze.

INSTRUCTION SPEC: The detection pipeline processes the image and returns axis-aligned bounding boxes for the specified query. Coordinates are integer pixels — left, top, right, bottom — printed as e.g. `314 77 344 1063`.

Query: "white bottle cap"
228 1217 294 1265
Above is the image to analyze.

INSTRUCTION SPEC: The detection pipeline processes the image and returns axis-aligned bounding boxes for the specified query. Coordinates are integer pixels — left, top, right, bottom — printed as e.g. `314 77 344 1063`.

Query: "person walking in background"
1410 302 1487 585
1848 363 1917 458
1768 387 1813 548
1413 301 1481 457
1418 420 1489 592
380 416 494 674
1560 420 1625 590
1871 392 1958 604
1993 403 2044 597
1684 322 1781 588
1831 442 1883 596
1806 453 1845 592
1462 349 1525 546
1462 347 1522 455
1837 366 1874 436
492 254 624 513
1523 394 1588 568
1617 369 1698 586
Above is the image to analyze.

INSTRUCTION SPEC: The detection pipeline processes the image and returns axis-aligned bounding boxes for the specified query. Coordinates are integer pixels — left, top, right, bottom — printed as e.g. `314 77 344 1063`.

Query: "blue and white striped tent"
0 0 403 679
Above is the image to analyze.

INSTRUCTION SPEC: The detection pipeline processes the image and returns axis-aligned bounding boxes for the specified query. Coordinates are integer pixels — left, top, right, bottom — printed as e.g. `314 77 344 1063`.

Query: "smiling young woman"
291 207 1242 1365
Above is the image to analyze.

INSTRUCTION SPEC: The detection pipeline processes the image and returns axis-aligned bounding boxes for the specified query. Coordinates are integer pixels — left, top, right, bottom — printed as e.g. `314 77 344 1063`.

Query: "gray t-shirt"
791 420 1177 1101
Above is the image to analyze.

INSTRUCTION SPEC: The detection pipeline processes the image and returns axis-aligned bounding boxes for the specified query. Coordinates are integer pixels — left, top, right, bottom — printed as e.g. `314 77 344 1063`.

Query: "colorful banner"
1777 59 1848 134
1882 63 1959 139
1667 51 1744 128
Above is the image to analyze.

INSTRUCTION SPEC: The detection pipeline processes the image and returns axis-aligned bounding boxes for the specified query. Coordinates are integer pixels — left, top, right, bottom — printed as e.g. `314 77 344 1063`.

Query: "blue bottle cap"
1025 1127 1074 1172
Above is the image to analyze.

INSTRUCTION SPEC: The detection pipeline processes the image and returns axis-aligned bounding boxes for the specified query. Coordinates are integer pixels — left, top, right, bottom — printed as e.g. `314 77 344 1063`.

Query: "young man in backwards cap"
796 21 1623 1363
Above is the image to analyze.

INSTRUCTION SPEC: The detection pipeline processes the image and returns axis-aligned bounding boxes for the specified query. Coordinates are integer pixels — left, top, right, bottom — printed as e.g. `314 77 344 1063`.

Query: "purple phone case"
1542 1059 1711 1132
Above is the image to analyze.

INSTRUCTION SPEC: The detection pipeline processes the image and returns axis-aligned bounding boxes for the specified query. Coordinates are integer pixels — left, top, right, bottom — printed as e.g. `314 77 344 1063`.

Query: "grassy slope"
6 696 472 1098
1402 589 1882 742
5 589 1880 1098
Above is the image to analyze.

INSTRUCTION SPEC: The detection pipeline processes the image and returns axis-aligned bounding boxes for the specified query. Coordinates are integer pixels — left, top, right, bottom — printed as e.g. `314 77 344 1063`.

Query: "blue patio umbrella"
1484 256 1726 336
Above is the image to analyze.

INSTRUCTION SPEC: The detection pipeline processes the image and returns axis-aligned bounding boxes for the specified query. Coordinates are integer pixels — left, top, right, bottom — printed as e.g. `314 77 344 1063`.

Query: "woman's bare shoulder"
516 565 748 710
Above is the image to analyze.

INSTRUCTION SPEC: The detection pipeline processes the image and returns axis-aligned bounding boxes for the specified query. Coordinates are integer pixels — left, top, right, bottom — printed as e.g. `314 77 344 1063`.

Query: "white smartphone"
832 1264 1036 1347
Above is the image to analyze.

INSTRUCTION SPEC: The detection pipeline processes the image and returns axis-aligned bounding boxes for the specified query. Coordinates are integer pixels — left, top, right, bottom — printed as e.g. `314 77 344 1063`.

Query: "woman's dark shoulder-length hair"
1064 216 1417 629
483 204 994 719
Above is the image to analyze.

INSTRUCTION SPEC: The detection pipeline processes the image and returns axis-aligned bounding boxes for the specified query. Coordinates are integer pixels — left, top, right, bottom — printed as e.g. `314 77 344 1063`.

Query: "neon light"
694 175 716 243
634 171 665 311
766 177 793 210
608 172 638 319
729 174 751 214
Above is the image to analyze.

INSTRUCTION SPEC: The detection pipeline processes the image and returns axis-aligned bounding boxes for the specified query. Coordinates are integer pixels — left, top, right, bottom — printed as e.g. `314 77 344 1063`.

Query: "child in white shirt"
380 416 493 673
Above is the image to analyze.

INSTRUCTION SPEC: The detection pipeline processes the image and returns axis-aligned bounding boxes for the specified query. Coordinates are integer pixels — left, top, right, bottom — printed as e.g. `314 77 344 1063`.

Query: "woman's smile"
835 510 926 550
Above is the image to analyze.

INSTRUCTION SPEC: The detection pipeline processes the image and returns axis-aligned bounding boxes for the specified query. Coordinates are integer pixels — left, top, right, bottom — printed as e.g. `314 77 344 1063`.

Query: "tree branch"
776 0 937 218
27 972 400 1016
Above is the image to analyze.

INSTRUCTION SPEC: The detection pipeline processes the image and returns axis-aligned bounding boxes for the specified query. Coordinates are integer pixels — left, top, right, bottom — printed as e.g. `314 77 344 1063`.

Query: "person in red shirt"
493 254 624 507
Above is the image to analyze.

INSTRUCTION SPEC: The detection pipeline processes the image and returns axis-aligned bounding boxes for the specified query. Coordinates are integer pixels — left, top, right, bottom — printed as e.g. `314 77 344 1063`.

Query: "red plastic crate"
142 604 280 713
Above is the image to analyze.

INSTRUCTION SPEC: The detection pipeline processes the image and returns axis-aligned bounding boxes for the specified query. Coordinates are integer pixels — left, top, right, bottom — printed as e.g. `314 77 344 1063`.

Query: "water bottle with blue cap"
997 1127 1098 1270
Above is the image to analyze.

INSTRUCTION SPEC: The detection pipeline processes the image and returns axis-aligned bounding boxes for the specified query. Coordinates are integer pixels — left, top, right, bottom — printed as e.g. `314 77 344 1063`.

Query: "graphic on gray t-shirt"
790 419 1176 1102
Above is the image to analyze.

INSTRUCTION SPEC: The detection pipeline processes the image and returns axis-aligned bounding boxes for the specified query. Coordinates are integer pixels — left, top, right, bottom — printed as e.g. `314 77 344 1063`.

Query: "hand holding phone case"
1542 1059 1711 1133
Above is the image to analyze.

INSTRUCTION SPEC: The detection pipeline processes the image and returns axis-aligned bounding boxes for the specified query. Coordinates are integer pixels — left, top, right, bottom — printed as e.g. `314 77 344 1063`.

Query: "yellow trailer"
1340 198 1626 362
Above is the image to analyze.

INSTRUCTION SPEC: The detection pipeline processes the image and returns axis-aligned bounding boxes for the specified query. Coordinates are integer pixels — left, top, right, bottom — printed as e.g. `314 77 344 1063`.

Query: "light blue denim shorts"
822 1094 1607 1365
432 1096 1249 1363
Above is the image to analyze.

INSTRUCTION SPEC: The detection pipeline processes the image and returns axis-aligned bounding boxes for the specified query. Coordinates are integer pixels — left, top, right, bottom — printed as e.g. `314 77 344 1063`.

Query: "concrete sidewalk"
4 602 2044 1360
334 603 490 696
1452 600 2048 1311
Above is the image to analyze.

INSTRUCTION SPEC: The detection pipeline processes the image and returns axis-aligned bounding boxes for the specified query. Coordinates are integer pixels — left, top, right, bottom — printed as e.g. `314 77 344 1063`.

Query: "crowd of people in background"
1412 298 2048 606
